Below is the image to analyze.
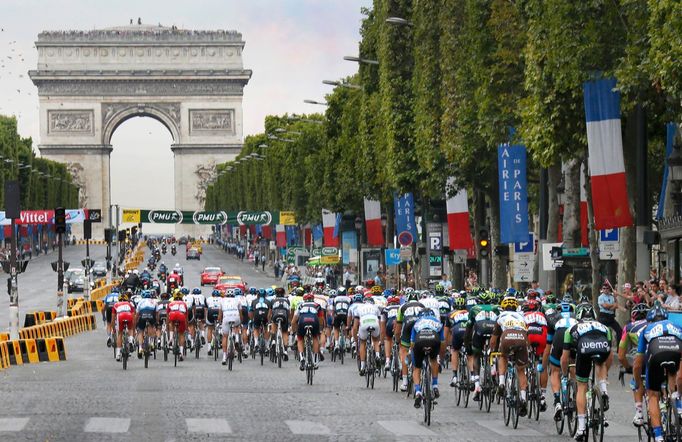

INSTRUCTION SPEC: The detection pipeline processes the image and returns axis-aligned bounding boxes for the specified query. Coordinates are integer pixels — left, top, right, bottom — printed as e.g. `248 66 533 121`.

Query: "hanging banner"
0 209 87 225
192 211 228 225
394 193 418 246
86 209 102 223
279 211 297 225
656 123 677 220
385 248 401 266
498 144 529 244
342 230 357 265
236 211 273 226
142 209 183 224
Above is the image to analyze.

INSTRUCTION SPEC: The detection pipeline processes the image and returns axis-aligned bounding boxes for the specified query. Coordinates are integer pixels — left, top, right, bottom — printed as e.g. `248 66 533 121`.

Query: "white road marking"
84 417 130 433
186 418 232 434
377 420 436 436
285 420 331 435
0 418 30 432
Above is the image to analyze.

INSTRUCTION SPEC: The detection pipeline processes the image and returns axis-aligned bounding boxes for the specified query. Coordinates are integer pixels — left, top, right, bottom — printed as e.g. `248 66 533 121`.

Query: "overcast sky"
0 0 370 231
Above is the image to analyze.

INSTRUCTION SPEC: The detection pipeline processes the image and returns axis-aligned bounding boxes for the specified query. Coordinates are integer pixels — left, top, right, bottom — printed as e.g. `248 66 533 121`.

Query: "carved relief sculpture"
189 109 234 134
195 160 217 206
48 110 94 134
66 162 88 207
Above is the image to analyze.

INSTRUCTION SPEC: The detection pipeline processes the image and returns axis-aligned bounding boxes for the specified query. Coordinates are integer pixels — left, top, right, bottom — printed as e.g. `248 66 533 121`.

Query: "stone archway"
29 24 252 237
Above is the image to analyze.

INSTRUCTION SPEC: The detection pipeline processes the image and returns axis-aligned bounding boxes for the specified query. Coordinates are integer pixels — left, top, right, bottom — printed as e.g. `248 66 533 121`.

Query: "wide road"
0 245 640 441
0 244 109 331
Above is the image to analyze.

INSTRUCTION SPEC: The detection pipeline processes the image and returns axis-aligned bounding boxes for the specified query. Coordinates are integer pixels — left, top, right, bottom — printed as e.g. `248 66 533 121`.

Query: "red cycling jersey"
168 300 188 333
113 301 135 331
524 310 548 357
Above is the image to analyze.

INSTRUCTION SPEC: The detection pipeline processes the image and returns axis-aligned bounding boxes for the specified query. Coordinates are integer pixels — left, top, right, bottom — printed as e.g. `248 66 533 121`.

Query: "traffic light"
479 229 490 258
83 220 92 240
104 228 113 243
55 207 66 234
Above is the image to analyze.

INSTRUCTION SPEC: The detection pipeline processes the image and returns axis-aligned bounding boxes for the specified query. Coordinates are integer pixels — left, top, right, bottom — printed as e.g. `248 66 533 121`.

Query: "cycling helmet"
337 287 347 296
434 284 445 296
647 303 668 322
453 296 466 308
233 288 243 297
141 290 152 299
505 287 517 298
544 291 557 304
419 308 436 318
248 287 257 295
561 294 573 304
407 291 419 302
295 287 305 297
192 287 201 295
172 291 184 301
631 303 648 321
347 287 355 296
328 289 337 298
575 303 596 321
419 291 431 299
257 288 266 297
224 288 235 297
404 287 415 295
266 288 274 297
111 286 120 293
559 300 575 314
387 295 400 305
526 289 538 300
383 289 393 297
119 292 129 301
160 292 170 300
180 287 190 295
500 296 519 311
522 299 541 312
353 294 364 303
355 285 365 294
364 296 375 304
274 287 285 296
478 291 493 305
303 293 315 302
211 289 221 297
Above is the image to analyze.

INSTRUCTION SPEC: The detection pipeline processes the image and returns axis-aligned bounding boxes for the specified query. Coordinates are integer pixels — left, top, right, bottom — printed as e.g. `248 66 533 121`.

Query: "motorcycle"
158 271 167 283
161 245 167 255
171 246 177 256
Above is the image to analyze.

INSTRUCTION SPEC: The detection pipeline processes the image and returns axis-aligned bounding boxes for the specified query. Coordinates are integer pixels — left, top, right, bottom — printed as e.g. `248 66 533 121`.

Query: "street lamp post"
355 216 363 283
343 55 379 65
303 99 328 106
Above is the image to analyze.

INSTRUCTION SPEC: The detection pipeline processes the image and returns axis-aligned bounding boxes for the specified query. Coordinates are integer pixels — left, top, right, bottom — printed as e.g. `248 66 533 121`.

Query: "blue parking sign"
514 233 534 254
599 229 618 242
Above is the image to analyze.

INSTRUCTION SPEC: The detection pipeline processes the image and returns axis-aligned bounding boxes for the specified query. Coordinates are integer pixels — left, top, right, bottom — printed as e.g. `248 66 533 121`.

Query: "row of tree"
205 0 681 290
0 116 79 212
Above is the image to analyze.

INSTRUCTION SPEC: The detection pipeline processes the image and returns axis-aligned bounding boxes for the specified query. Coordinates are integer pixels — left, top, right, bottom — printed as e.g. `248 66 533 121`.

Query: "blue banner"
312 224 323 241
285 226 299 246
394 193 418 246
657 123 676 220
342 231 357 265
385 248 401 266
498 144 529 244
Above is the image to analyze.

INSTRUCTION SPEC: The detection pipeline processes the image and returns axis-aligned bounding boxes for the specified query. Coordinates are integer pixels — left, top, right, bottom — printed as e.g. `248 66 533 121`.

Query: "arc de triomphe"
29 24 251 237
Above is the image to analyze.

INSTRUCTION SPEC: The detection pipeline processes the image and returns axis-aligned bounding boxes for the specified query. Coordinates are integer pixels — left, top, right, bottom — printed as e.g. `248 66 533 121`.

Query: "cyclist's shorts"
385 318 396 339
440 315 452 328
645 336 682 391
471 331 492 355
105 306 114 323
333 314 347 329
252 311 269 329
499 329 529 366
527 325 548 357
412 330 441 369
194 307 205 321
240 306 249 326
116 312 134 332
169 311 187 334
400 320 417 348
297 315 320 338
272 312 289 331
206 308 220 326
186 308 195 324
136 312 156 331
549 327 568 367
451 326 466 351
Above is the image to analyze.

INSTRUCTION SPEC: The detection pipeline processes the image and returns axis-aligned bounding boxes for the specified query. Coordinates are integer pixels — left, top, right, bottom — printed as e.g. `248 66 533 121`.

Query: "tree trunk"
585 162 601 307
473 189 484 287
563 158 582 248
617 108 638 324
488 189 508 289
546 164 562 292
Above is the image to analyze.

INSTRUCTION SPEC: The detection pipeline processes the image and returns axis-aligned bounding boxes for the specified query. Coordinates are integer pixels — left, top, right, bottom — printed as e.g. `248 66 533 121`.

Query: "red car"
200 266 224 286
214 275 247 293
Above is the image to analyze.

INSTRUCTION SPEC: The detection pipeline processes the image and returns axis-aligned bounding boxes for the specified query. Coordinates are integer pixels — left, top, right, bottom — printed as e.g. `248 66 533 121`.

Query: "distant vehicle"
67 269 86 293
200 266 224 286
215 275 247 293
92 261 107 278
186 248 201 261
178 236 188 245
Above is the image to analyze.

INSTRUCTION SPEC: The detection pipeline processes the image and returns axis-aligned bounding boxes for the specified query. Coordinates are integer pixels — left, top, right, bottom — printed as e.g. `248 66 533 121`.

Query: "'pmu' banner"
122 209 278 225
498 144 529 244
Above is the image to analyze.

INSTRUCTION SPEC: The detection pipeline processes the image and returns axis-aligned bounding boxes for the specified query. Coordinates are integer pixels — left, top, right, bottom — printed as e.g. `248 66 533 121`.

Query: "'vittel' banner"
498 144 529 244
0 209 86 225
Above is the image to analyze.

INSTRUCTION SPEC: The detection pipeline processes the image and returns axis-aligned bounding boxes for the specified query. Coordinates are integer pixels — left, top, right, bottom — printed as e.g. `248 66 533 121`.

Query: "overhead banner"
122 209 141 223
498 144 529 244
123 209 230 225
0 209 86 225
279 211 297 225
394 193 418 247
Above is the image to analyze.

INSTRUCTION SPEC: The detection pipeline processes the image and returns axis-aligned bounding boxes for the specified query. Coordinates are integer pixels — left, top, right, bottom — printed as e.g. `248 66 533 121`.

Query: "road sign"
399 246 412 261
599 228 620 260
452 249 467 264
397 231 414 247
514 233 534 254
563 247 589 257
541 242 563 270
600 228 619 242
513 251 534 282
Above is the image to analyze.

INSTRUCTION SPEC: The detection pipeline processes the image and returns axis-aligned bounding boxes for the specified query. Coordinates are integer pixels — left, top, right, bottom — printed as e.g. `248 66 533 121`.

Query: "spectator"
663 284 680 310
440 274 452 291
343 267 353 288
597 283 622 345
261 254 266 272
615 282 635 308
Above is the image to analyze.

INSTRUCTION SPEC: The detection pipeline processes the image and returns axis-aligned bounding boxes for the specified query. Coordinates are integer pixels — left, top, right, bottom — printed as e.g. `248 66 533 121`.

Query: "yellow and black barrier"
0 332 9 342
19 314 96 340
0 341 10 370
0 336 64 370
23 311 58 328
76 239 107 245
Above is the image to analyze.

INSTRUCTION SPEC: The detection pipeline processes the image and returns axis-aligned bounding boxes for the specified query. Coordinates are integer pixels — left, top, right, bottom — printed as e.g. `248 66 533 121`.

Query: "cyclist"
449 295 468 387
155 291 170 348
135 290 157 359
491 296 529 416
634 304 682 442
269 287 291 360
181 287 196 350
355 294 383 375
549 296 577 421
382 295 401 371
332 287 351 356
347 293 364 357
411 308 444 408
103 287 120 347
250 288 272 354
396 291 425 392
523 298 549 411
313 289 329 358
464 291 499 401
234 288 249 357
435 285 453 358
618 303 648 426
191 288 207 346
113 291 135 362
205 289 222 356
293 292 325 371
219 288 243 365
561 303 612 442
168 290 189 362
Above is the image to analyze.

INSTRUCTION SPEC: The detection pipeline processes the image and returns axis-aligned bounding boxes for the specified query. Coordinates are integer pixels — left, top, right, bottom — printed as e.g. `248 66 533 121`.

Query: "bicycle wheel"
479 358 485 410
340 336 345 365
195 331 200 359
163 332 169 362
555 398 565 435
503 378 511 426
589 387 604 442
173 330 179 367
512 373 520 429
144 336 149 369
277 335 283 368
213 336 218 362
423 360 432 426
533 374 541 421
484 365 494 413
227 336 234 371
260 335 265 366
567 379 578 437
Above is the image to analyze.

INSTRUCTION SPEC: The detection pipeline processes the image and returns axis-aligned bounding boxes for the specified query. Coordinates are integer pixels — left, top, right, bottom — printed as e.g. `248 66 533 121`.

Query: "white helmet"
133 269 139 275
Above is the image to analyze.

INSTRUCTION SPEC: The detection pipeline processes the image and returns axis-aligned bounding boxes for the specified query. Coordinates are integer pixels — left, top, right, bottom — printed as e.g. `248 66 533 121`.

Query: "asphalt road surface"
0 245 643 441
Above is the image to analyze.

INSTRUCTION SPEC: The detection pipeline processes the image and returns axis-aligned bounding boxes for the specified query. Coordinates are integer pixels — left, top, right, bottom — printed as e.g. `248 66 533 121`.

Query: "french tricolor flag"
363 198 383 246
322 209 339 247
583 78 633 230
275 224 286 247
446 177 473 249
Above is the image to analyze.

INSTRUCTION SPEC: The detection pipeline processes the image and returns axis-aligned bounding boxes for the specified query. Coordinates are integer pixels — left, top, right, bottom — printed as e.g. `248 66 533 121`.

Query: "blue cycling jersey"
411 315 444 342
637 320 682 355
